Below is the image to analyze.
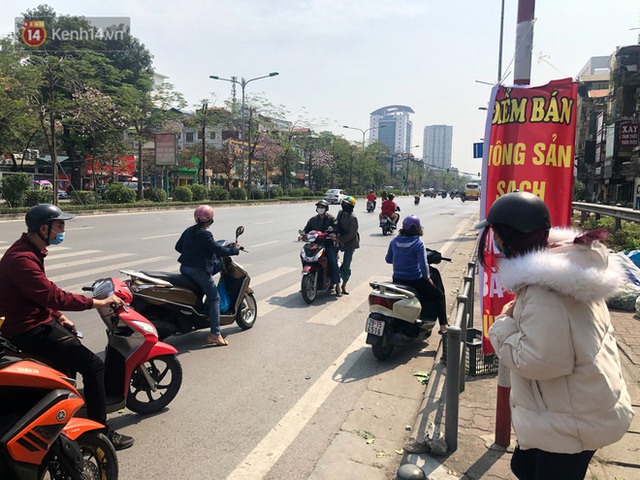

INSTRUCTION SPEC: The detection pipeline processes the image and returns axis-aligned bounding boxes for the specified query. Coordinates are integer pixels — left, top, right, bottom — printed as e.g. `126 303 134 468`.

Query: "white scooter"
365 249 450 360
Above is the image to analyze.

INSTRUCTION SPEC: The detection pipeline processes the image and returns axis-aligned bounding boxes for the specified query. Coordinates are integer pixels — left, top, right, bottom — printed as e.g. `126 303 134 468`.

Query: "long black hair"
478 223 549 268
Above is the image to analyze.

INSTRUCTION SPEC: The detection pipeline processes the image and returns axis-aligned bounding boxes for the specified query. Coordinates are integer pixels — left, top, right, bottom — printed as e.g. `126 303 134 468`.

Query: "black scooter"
120 226 257 340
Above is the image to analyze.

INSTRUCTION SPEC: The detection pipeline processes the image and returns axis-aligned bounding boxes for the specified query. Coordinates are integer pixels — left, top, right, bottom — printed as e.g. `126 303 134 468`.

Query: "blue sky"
5 0 640 174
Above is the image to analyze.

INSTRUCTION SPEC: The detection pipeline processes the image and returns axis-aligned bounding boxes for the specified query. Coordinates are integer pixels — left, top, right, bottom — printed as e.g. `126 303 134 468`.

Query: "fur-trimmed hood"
497 227 626 303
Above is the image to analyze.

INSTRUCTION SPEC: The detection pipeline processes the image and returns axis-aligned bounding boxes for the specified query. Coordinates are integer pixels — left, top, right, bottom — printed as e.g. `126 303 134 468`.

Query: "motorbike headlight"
132 320 158 337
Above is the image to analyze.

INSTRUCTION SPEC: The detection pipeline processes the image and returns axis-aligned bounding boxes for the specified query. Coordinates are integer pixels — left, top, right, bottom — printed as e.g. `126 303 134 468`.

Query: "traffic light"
403 176 406 184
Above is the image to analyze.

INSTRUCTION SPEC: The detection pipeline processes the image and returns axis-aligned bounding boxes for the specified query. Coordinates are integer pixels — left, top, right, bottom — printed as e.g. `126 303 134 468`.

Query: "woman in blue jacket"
385 215 448 334
176 205 240 346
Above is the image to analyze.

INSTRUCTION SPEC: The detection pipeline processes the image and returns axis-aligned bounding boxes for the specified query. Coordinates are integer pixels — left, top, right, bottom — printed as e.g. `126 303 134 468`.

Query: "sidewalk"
402 296 640 480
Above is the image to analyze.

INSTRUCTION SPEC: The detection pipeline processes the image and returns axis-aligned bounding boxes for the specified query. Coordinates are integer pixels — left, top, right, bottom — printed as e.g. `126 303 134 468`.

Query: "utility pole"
201 102 207 185
495 0 536 450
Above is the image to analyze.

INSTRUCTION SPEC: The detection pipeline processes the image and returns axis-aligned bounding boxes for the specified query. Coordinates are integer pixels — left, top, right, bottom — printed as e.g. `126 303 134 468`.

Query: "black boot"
105 428 134 451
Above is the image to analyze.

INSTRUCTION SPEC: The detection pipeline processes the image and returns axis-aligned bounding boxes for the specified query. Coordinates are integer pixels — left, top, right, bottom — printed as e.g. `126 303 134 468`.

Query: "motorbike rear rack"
120 269 173 287
369 281 417 298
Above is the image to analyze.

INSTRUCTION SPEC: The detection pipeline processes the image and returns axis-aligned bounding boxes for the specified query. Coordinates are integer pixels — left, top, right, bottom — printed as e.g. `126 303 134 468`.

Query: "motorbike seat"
139 271 203 294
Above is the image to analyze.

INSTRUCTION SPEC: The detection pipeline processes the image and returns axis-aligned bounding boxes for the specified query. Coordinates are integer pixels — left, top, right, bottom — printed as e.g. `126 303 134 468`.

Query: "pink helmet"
194 205 214 223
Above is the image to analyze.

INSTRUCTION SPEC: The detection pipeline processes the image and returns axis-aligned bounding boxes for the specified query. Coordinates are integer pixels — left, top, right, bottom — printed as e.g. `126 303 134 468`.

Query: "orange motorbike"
0 319 118 480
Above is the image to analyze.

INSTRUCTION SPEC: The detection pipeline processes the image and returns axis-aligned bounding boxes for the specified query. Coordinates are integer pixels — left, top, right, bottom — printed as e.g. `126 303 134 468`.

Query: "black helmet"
26 204 75 232
315 200 329 208
474 192 550 233
387 194 395 201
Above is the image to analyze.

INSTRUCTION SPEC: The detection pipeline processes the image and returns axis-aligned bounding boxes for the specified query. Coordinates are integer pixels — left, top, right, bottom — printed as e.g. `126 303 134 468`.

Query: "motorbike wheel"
371 329 394 361
126 355 183 415
39 432 118 480
301 273 317 304
235 293 257 330
382 226 389 236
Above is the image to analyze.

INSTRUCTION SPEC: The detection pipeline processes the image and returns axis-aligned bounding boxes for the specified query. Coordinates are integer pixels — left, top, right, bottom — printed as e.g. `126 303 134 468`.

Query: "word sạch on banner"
479 78 578 354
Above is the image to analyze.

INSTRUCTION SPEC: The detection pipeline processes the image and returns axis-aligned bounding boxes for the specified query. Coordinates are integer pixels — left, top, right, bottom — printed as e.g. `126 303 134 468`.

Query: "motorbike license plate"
366 317 385 336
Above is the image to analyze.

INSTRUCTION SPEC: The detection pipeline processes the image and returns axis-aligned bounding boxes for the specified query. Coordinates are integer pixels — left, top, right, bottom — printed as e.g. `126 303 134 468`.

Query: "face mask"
50 231 65 245
493 238 505 256
316 207 327 215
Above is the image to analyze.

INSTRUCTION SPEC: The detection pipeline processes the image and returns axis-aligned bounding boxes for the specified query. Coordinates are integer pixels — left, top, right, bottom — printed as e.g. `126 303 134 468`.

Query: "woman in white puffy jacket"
475 192 633 480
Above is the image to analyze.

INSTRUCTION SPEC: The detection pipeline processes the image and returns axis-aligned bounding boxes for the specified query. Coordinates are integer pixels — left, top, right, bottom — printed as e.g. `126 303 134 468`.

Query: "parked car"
422 188 436 198
324 188 345 205
57 190 68 199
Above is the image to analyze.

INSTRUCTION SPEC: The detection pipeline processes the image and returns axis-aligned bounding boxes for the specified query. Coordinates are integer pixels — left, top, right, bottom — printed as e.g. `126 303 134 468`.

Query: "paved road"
0 196 479 479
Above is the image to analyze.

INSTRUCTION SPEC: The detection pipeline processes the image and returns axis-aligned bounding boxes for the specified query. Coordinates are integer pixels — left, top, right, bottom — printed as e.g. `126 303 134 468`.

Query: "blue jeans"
180 265 221 336
339 248 354 284
324 242 340 285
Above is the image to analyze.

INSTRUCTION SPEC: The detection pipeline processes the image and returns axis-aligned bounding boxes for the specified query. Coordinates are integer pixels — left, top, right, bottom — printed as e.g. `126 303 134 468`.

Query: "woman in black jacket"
176 205 240 346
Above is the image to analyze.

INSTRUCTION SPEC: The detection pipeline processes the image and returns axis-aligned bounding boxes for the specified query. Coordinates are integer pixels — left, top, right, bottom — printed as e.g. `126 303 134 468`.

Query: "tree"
72 87 127 184
0 36 43 170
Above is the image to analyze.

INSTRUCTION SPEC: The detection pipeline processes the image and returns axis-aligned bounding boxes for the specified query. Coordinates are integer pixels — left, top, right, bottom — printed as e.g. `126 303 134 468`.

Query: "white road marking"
255 220 275 225
141 233 181 240
46 250 102 260
50 256 170 283
257 284 301 317
251 267 297 288
251 240 278 248
46 253 135 271
227 332 368 479
64 226 95 231
306 275 377 326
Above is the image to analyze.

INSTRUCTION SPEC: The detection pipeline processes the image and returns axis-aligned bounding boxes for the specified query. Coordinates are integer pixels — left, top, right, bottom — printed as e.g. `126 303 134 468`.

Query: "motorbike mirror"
235 226 245 241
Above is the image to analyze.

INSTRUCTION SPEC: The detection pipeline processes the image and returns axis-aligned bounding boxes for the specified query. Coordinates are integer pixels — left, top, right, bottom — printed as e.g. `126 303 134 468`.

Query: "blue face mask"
49 232 65 245
493 238 505 256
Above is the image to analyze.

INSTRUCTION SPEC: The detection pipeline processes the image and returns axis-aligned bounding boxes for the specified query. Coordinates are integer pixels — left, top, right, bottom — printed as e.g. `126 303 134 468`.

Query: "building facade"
369 105 414 175
574 46 640 207
422 125 453 170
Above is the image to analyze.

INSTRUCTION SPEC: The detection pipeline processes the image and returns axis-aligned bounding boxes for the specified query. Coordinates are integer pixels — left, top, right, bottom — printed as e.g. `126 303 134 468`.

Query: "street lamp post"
343 125 385 189
210 72 279 197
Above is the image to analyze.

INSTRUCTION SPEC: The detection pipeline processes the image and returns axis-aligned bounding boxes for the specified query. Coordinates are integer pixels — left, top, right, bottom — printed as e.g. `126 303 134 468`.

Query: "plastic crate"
441 328 499 376
465 328 499 376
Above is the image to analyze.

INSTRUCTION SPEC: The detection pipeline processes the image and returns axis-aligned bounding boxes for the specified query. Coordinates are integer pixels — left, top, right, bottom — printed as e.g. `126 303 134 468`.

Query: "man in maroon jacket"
0 204 134 450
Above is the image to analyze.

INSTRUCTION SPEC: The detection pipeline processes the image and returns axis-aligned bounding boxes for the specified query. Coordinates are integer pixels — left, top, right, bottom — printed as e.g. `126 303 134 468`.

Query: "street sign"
473 142 483 158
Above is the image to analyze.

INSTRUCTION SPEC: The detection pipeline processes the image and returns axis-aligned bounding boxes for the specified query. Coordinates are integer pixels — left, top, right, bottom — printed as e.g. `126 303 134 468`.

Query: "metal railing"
572 201 640 229
442 246 478 452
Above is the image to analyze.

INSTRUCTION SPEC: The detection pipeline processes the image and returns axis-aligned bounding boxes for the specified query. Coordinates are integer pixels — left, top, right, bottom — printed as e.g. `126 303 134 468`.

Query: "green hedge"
229 188 246 200
71 190 98 205
172 186 193 202
209 186 229 201
190 184 208 201
23 190 54 206
144 187 167 203
105 184 136 204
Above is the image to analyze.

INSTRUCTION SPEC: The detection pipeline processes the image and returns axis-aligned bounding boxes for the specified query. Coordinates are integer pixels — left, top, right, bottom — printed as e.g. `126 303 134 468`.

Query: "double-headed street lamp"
209 72 279 196
342 124 385 154
343 125 385 188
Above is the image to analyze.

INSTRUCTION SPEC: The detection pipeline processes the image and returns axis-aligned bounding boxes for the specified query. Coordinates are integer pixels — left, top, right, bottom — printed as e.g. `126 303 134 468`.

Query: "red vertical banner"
479 78 578 353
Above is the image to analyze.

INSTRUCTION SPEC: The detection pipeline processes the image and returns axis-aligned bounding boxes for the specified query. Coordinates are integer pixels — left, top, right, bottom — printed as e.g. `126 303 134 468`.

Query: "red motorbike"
0 327 118 480
84 277 182 415
298 229 338 304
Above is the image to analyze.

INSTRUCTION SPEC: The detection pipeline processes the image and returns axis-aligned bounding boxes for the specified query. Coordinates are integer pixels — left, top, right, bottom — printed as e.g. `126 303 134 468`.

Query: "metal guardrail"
572 202 640 230
442 246 478 452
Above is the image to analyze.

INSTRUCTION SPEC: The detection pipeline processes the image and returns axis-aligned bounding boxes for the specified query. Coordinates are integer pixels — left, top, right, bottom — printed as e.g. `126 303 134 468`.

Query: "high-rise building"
423 125 453 170
369 105 414 154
